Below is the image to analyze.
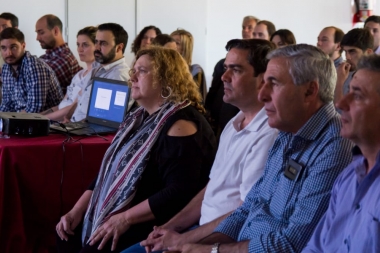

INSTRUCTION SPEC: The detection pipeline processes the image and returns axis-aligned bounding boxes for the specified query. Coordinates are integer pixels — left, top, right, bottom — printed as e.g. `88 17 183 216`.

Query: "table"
0 133 114 253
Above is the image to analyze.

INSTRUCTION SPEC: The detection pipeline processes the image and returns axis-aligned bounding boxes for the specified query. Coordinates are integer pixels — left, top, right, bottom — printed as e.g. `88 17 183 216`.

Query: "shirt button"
247 222 251 227
344 239 347 244
355 204 360 210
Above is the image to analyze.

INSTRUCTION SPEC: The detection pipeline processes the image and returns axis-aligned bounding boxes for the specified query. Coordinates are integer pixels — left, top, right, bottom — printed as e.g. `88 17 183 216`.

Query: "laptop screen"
87 77 130 124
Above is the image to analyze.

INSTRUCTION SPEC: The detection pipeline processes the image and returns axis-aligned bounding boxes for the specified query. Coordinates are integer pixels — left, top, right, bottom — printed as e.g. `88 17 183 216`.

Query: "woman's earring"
161 86 172 99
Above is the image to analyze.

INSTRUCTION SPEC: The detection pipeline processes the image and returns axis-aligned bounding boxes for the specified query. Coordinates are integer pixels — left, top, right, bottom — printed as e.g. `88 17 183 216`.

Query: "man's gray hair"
267 44 336 104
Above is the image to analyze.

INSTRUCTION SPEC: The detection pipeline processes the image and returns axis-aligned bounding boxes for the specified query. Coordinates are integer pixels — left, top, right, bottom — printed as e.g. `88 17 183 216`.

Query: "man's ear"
305 81 319 100
365 48 374 55
53 26 60 36
116 43 124 54
256 73 265 90
21 42 26 50
335 42 341 53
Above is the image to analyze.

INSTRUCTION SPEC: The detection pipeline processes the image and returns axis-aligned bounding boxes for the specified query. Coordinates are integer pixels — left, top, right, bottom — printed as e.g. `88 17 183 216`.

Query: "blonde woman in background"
171 29 207 102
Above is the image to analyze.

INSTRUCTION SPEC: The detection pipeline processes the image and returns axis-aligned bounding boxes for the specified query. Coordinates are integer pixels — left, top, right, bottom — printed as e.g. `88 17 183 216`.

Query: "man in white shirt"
123 39 278 253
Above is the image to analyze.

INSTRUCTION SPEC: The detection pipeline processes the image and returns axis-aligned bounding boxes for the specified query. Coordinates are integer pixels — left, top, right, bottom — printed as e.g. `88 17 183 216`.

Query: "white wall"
206 0 352 85
1 0 65 57
2 0 380 88
67 0 136 67
136 0 207 71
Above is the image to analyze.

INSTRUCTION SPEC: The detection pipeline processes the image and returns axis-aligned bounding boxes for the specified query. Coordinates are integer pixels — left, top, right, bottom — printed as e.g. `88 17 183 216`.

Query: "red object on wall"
353 0 375 26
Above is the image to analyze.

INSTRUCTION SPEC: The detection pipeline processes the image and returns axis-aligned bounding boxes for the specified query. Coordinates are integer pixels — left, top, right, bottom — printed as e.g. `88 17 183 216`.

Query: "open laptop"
50 77 130 135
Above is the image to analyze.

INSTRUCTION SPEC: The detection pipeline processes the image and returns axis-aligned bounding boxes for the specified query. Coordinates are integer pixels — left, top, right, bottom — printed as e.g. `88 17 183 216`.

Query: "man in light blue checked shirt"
171 44 354 253
0 27 62 113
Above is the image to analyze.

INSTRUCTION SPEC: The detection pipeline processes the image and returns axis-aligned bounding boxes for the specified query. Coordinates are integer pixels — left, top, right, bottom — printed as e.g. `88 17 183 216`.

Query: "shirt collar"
44 43 69 55
6 51 28 76
334 56 343 68
292 102 337 140
99 57 125 71
353 147 380 184
232 107 268 132
92 61 101 68
375 46 380 55
351 146 365 181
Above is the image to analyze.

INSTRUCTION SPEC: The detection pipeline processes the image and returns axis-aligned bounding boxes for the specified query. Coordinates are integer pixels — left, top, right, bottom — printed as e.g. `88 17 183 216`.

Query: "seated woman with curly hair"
55 46 217 253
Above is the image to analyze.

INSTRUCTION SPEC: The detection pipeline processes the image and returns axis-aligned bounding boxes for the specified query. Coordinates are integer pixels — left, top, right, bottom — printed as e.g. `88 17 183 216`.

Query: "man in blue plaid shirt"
164 45 354 253
0 27 62 113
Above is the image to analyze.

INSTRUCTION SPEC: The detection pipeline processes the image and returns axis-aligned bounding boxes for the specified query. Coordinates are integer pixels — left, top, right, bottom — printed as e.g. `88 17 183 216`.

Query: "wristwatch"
211 242 220 253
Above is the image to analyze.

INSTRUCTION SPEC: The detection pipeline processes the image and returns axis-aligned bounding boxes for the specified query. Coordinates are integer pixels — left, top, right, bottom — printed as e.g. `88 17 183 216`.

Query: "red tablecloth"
0 133 114 253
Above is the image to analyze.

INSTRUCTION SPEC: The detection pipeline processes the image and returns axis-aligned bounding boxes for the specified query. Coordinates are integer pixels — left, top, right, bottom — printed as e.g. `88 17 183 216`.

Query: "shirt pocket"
269 173 302 220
